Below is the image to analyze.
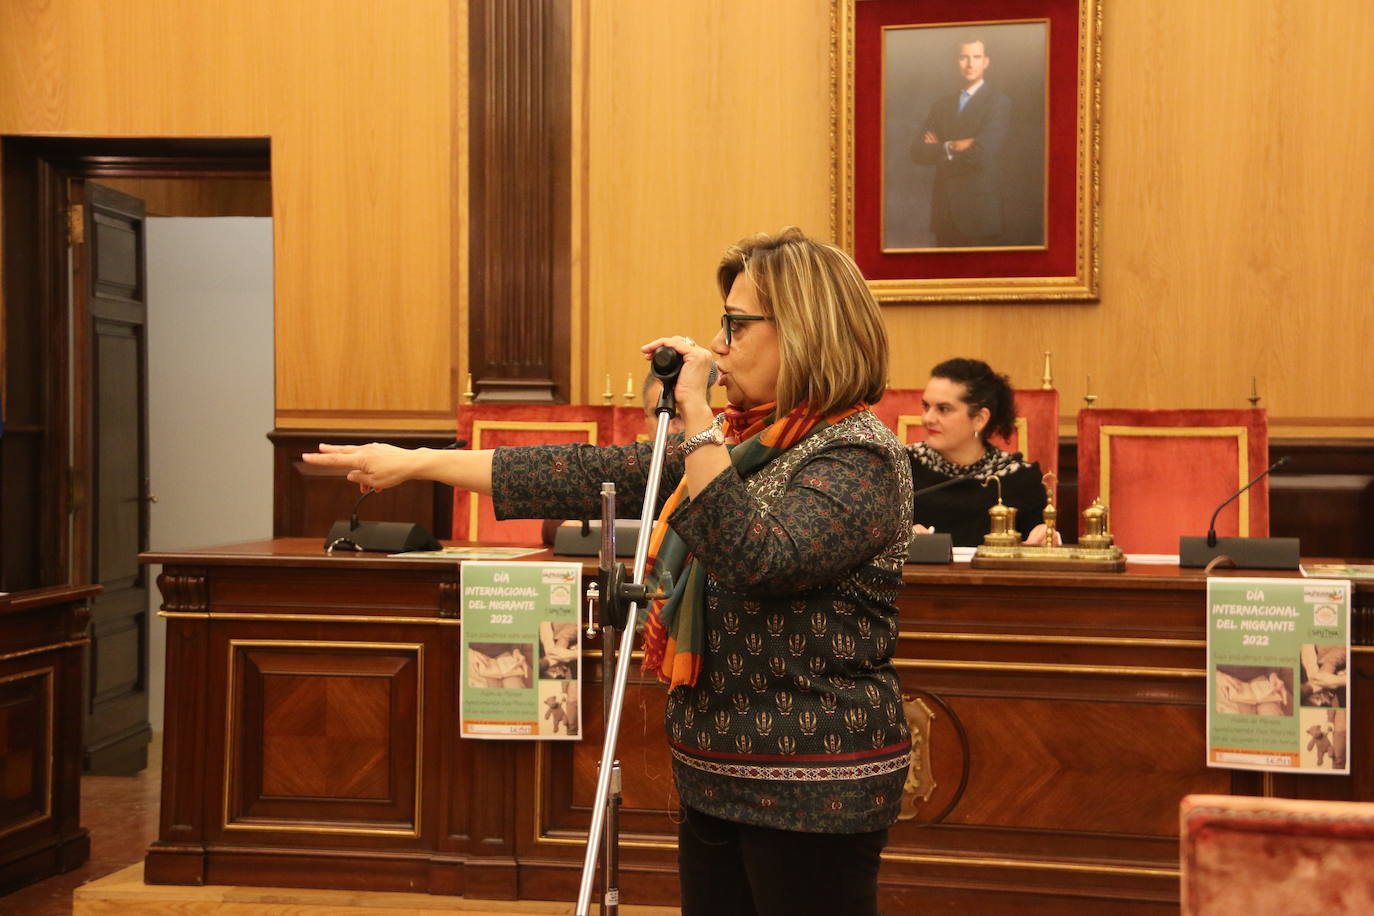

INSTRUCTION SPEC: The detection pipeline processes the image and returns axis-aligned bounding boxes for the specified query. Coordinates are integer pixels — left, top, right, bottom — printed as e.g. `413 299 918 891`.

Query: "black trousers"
676 806 888 916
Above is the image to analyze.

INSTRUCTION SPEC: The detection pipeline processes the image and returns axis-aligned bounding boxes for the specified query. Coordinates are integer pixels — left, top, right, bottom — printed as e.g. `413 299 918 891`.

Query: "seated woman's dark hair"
929 357 1016 441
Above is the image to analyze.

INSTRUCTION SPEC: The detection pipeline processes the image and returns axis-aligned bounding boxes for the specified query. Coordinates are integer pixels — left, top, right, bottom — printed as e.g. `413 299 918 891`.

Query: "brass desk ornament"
972 473 1125 572
979 476 1021 548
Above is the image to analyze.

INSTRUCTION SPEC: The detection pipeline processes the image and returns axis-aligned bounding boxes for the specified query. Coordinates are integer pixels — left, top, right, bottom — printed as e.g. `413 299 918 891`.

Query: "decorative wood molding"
467 0 573 403
156 572 209 614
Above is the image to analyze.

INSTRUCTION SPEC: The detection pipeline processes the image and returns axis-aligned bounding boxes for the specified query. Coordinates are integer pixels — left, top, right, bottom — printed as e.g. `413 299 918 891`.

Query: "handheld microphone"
1206 456 1289 547
650 346 719 416
651 346 683 383
652 347 682 417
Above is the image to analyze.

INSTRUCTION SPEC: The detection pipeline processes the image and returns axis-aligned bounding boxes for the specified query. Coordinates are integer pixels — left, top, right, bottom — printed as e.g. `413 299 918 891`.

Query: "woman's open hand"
302 442 424 492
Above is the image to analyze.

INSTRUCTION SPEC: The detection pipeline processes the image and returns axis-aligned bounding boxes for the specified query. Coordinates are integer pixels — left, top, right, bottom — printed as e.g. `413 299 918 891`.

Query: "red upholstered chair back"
872 388 1060 479
1076 408 1269 554
1180 794 1374 915
453 404 620 544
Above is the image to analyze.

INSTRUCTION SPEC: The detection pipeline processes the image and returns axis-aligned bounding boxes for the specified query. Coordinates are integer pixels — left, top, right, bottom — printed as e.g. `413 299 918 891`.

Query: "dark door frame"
0 136 270 590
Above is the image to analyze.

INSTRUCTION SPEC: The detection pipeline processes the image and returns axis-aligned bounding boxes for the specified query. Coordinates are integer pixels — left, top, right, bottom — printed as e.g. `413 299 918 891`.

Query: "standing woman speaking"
304 228 913 916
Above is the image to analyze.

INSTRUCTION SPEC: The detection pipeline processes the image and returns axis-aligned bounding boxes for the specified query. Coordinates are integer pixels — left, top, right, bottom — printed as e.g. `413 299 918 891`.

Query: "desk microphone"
1206 456 1289 547
350 487 376 531
1179 455 1298 569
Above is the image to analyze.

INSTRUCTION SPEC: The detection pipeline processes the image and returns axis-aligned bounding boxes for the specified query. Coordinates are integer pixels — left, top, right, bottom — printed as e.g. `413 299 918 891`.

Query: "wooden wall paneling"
0 0 454 430
269 430 455 540
576 0 1374 434
1268 440 1374 559
583 0 834 405
468 0 573 404
4 2 1369 433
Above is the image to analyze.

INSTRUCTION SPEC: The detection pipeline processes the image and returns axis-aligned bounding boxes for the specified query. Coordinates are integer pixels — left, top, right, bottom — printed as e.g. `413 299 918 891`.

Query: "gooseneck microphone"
1206 455 1290 547
350 487 377 530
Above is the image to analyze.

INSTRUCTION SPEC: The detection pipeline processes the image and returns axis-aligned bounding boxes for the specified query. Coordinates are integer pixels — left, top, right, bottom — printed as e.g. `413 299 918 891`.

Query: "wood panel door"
73 181 152 774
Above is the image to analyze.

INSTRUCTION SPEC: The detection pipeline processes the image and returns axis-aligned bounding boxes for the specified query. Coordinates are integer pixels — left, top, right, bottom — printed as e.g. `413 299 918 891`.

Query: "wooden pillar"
468 0 573 404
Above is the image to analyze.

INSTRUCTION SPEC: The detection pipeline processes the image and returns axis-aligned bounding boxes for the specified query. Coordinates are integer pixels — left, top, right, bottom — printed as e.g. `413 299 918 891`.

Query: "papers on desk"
1124 553 1182 565
391 546 544 559
1301 563 1374 579
952 547 976 563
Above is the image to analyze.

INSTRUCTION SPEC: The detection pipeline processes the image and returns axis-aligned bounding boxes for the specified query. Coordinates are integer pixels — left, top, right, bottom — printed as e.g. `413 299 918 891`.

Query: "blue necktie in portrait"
958 90 970 113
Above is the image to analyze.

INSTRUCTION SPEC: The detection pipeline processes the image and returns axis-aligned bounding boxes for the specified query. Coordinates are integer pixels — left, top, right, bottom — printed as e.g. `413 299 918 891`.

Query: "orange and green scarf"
640 400 866 689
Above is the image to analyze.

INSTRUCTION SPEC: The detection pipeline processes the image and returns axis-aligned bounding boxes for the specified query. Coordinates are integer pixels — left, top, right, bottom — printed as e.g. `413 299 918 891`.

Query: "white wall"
145 218 274 731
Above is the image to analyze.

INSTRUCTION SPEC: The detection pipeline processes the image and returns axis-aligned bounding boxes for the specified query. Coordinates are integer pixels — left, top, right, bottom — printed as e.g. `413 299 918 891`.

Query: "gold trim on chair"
896 415 923 443
468 420 600 537
1098 426 1250 536
1014 417 1029 461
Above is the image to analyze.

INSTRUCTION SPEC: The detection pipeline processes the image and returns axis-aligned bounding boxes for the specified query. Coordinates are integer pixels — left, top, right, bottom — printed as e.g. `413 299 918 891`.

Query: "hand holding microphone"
640 335 718 423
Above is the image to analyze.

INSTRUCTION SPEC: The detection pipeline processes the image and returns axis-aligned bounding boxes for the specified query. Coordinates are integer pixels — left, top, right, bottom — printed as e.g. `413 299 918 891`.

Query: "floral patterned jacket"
492 410 913 833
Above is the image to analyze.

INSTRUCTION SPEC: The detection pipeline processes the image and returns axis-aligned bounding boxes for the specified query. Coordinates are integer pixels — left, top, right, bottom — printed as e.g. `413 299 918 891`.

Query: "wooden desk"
141 540 1372 912
0 584 98 893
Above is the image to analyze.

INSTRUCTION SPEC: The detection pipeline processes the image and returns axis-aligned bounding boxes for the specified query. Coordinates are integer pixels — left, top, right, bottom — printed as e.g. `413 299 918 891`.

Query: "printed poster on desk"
1206 577 1350 774
461 561 583 740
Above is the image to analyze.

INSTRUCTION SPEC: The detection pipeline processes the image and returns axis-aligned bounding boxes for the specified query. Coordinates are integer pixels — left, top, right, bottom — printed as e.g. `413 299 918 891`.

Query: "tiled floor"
1 740 162 915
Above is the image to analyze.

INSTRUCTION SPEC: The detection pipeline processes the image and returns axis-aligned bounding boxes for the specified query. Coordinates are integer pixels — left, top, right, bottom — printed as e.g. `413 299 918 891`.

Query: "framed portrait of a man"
833 0 1101 302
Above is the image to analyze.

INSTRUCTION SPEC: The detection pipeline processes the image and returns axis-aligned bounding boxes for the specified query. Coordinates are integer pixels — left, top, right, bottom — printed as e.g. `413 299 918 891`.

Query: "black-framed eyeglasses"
720 313 772 345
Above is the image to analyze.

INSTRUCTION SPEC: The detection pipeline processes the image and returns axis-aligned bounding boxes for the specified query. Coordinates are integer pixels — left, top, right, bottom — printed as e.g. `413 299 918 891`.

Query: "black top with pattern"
908 442 1047 546
491 411 913 833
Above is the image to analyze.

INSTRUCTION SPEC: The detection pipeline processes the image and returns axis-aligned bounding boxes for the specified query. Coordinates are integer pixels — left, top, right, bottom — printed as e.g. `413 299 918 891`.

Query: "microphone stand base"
906 533 953 564
1179 536 1300 570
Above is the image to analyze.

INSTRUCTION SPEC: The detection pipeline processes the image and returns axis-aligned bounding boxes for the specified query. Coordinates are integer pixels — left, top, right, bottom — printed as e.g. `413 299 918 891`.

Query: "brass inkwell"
971 473 1126 572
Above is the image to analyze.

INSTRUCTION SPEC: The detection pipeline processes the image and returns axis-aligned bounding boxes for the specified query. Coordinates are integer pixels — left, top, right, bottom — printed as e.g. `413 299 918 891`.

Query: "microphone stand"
576 354 681 916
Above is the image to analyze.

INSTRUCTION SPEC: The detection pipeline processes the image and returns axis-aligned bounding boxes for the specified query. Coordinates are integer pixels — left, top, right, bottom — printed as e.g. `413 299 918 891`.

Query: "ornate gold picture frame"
832 0 1101 302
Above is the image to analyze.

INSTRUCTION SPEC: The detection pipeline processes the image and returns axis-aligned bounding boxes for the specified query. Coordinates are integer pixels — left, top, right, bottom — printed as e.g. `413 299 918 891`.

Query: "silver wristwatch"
679 425 725 457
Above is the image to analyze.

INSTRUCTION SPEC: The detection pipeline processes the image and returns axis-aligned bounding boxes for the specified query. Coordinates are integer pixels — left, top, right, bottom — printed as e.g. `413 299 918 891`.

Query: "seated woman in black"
908 358 1054 547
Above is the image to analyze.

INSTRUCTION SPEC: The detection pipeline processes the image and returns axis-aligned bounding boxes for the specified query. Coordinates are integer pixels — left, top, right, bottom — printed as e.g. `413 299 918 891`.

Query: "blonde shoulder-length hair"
717 227 888 417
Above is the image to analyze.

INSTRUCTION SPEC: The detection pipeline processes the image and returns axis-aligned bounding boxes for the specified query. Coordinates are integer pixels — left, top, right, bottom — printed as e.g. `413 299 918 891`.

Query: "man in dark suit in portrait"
911 37 1012 247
